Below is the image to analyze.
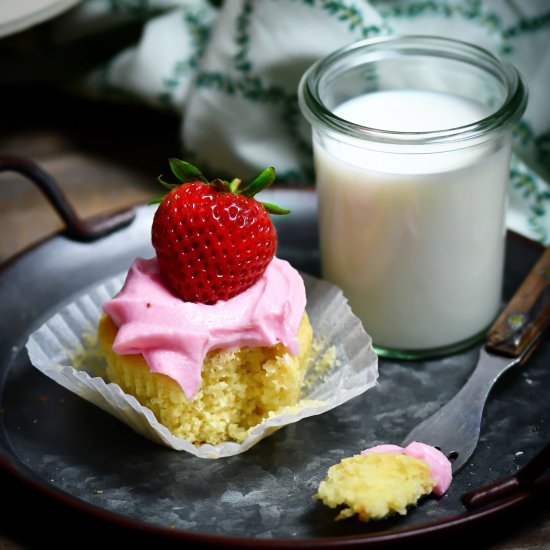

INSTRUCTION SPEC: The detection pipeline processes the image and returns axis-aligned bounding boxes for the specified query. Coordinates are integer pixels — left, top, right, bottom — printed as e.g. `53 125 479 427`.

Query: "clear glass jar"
298 35 527 359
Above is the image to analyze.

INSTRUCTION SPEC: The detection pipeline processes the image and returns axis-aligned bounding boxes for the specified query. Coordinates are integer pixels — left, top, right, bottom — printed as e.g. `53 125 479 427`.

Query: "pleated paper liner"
26 270 378 458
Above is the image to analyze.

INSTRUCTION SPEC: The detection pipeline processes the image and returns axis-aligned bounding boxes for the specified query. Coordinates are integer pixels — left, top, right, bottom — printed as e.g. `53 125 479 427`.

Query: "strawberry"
151 159 289 304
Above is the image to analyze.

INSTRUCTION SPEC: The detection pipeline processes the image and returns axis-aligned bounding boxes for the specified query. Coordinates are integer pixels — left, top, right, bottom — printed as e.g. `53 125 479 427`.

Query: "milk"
314 90 510 351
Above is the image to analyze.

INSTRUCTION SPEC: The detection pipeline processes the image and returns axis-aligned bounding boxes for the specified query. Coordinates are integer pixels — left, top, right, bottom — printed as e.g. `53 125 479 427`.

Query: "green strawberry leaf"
240 167 275 197
169 158 208 184
157 175 180 190
260 201 290 215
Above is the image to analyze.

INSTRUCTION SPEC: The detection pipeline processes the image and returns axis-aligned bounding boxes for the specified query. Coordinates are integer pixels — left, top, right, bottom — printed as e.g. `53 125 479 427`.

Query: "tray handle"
461 441 550 509
0 155 135 241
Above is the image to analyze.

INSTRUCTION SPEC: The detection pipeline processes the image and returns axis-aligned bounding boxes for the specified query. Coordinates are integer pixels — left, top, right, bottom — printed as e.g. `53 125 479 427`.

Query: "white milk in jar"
299 37 526 357
315 90 510 351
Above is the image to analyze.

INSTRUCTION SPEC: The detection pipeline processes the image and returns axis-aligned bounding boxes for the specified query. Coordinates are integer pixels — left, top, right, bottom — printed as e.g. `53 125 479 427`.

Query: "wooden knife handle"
485 246 550 357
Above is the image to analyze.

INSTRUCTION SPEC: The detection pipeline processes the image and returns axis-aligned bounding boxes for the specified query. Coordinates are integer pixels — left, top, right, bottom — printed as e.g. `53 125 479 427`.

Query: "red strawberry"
151 159 289 304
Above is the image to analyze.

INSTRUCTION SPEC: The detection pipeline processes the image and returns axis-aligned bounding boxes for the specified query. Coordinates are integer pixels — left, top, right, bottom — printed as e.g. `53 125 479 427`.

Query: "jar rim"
298 35 527 146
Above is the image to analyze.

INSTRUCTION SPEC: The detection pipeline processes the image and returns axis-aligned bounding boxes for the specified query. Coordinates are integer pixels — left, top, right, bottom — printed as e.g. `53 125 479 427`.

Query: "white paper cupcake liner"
26 271 378 458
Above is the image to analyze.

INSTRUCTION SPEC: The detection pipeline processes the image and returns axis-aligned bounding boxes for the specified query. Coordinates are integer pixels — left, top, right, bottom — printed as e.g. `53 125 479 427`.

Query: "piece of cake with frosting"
315 442 452 521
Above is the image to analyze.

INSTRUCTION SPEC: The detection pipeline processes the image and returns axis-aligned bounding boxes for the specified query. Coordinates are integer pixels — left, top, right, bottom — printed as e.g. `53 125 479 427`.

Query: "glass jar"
298 35 527 359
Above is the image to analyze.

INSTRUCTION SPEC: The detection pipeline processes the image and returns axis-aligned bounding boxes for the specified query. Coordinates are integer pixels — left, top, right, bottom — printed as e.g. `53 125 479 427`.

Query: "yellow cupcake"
98 312 312 445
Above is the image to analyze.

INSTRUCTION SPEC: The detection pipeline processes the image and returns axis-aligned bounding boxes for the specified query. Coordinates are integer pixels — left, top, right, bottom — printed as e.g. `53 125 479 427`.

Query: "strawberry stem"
156 159 290 215
229 178 241 193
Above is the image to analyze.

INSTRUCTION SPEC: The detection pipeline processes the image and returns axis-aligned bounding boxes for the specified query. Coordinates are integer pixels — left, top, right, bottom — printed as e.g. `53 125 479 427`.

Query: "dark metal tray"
0 171 549 548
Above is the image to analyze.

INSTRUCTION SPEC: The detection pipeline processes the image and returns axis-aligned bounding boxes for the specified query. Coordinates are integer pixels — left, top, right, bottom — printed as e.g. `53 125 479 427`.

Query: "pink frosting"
362 441 452 496
362 444 403 455
103 257 306 400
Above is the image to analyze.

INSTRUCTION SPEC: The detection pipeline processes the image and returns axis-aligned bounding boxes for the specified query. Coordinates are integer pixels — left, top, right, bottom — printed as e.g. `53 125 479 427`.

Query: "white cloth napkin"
50 0 550 244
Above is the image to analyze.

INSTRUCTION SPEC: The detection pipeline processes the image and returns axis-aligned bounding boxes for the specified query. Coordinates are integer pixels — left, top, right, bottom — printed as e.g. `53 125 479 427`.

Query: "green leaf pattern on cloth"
46 0 550 243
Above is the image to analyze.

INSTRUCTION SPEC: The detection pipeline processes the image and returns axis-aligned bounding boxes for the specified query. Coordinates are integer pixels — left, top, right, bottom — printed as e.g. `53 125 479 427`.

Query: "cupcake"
315 442 452 521
98 160 313 445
